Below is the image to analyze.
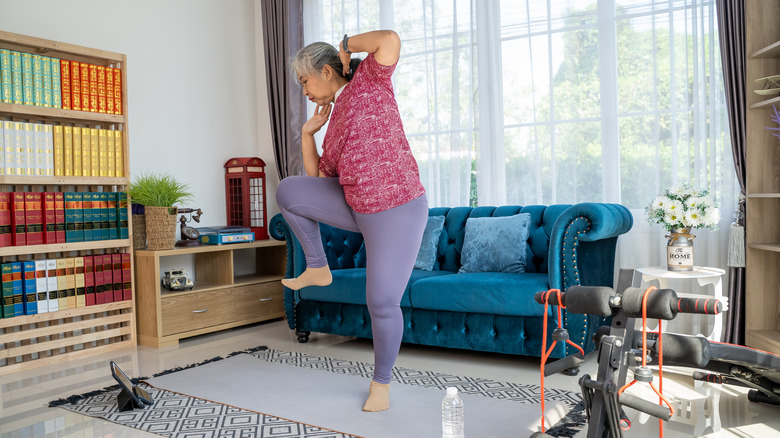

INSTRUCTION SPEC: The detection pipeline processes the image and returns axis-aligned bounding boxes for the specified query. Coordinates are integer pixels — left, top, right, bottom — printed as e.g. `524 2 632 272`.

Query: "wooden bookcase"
0 31 134 375
746 1 780 354
134 240 286 348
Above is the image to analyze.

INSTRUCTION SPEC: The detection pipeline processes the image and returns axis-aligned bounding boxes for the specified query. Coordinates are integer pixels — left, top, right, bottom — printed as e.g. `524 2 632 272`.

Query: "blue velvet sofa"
270 203 633 358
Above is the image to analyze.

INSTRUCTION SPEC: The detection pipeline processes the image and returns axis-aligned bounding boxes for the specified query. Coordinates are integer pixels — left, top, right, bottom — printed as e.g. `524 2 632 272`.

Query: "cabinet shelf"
0 102 125 124
751 39 780 59
748 243 780 253
747 193 780 198
0 239 130 257
749 95 780 109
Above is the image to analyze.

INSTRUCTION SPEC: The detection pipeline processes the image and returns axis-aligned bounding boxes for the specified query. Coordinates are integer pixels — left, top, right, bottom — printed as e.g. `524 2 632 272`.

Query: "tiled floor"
1 319 779 437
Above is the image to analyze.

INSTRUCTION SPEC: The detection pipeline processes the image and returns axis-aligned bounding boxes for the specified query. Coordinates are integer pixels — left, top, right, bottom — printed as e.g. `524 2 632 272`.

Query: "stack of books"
0 253 132 318
0 191 128 247
0 49 122 115
0 121 124 178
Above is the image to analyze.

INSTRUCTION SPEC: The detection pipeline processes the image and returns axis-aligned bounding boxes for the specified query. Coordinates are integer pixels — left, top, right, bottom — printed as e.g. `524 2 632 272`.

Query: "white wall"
0 0 279 233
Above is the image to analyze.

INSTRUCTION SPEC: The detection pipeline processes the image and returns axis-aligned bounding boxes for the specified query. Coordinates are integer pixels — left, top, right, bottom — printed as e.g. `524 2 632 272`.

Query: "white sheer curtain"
301 0 737 272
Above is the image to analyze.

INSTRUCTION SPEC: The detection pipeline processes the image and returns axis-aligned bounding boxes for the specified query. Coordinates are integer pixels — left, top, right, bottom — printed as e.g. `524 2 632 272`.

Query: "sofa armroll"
547 203 633 353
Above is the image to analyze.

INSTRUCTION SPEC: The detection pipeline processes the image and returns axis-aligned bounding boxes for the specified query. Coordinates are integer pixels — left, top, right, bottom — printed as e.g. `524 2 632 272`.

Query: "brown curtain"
716 0 746 345
261 0 305 179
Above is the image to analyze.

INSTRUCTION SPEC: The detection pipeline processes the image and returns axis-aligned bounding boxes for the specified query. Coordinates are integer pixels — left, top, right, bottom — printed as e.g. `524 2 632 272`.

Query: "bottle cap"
446 387 458 395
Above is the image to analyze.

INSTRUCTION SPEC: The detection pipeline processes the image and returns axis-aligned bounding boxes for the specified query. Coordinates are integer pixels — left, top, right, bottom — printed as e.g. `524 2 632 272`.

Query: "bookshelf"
0 30 134 376
134 240 286 348
746 1 780 354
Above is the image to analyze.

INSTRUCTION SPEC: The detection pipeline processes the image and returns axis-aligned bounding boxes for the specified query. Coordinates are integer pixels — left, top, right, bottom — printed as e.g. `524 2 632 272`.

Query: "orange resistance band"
617 286 675 437
539 288 585 433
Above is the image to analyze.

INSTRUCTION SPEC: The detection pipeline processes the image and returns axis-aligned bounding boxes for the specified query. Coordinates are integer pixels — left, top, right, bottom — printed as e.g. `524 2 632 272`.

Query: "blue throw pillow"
414 216 446 271
458 213 531 273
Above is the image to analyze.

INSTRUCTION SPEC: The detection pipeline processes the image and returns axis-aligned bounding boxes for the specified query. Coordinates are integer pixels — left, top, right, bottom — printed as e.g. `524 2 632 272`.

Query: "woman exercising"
276 30 428 412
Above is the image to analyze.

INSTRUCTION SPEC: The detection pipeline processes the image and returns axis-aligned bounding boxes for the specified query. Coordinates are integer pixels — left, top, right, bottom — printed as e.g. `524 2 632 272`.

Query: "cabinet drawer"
161 291 235 336
234 283 284 320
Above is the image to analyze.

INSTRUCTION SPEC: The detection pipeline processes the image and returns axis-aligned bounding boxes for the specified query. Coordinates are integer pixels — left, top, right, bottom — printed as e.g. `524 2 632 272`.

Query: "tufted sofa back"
317 204 573 274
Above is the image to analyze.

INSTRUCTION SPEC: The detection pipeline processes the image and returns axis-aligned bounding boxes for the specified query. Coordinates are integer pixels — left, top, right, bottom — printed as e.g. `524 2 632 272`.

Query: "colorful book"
32 55 43 106
24 192 43 245
106 129 115 177
82 192 93 241
0 119 4 176
53 125 64 176
21 122 34 176
42 56 53 108
93 254 105 305
80 63 89 113
60 60 71 110
63 125 73 177
43 124 54 176
107 192 118 240
81 126 91 176
97 65 106 113
88 64 98 112
12 121 23 175
56 258 67 310
70 61 80 111
102 255 114 304
112 253 122 302
89 128 99 176
75 256 85 307
54 192 65 243
34 123 45 176
3 120 14 175
84 255 95 306
98 129 107 177
11 192 25 246
51 57 61 109
121 253 131 301
0 192 10 247
114 130 123 177
11 51 22 104
72 126 82 176
106 66 114 114
43 192 56 244
117 192 129 239
64 257 75 309
0 49 11 103
35 260 48 313
98 192 109 240
21 53 33 105
1 263 12 317
22 261 37 315
46 259 58 312
11 262 22 316
113 67 122 115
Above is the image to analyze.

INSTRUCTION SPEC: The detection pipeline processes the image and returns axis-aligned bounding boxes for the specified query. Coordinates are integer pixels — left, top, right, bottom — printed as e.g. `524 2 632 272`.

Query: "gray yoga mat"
147 353 570 437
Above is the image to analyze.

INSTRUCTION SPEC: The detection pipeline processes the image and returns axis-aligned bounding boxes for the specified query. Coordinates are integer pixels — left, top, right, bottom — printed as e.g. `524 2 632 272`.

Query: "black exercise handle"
544 352 585 377
676 297 721 315
619 393 672 421
534 287 614 316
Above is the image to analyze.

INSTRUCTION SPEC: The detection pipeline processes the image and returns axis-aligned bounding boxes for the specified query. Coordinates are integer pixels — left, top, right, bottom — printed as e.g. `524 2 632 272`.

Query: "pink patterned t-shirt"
318 53 425 214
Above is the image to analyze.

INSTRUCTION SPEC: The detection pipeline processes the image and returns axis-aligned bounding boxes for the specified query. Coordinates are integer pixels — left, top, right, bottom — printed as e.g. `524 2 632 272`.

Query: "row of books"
0 49 123 115
0 121 124 177
0 191 129 247
1 254 131 318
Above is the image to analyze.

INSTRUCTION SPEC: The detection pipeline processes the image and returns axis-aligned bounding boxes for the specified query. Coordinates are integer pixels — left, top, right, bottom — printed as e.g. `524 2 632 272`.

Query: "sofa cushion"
415 216 446 271
459 213 531 273
409 272 552 317
299 268 454 307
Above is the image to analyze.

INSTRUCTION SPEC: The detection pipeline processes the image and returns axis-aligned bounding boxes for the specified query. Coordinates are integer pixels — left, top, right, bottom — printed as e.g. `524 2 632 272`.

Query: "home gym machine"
532 268 780 438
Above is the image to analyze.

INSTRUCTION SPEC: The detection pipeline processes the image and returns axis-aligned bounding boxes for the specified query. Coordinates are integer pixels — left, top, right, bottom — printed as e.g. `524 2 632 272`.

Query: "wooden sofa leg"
295 330 310 343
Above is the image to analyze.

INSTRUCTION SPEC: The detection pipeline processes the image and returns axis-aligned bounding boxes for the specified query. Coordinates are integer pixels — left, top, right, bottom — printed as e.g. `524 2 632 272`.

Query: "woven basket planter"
144 206 178 250
132 214 147 249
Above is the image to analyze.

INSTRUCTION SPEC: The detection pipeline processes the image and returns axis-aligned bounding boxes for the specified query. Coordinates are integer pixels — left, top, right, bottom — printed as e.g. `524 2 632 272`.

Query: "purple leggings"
276 176 428 384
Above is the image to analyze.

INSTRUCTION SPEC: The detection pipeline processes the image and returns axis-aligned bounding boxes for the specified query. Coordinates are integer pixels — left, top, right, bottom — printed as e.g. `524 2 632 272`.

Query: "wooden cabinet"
134 240 286 348
0 31 134 375
746 1 780 354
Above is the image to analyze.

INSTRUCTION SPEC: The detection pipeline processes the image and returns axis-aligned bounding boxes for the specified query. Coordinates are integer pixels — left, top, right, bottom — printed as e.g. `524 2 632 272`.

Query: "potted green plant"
129 172 193 250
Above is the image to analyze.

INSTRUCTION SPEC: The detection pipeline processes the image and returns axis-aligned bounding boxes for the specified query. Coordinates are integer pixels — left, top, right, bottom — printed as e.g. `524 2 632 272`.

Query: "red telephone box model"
224 157 269 240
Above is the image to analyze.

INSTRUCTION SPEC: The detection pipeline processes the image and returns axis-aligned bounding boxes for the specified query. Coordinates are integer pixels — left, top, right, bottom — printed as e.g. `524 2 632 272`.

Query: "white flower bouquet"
645 183 720 231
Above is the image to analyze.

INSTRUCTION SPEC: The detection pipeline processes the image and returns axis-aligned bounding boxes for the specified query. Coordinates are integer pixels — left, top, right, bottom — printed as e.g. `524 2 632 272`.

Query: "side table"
632 266 728 342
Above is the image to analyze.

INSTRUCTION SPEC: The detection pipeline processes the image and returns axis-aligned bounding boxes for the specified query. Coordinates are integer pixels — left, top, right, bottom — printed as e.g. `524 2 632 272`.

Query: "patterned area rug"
51 346 587 437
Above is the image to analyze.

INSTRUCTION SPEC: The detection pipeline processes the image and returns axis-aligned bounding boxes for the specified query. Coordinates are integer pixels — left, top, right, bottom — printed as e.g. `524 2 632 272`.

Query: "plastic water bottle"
442 387 464 438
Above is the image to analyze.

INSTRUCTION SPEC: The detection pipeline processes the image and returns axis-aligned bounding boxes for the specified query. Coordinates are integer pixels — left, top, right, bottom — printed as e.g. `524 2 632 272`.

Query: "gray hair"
290 42 360 81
